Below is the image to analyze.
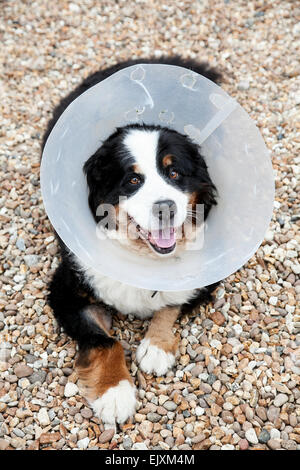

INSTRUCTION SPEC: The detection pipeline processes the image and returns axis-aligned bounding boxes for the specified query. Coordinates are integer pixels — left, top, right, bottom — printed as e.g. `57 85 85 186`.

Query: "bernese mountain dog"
42 56 221 427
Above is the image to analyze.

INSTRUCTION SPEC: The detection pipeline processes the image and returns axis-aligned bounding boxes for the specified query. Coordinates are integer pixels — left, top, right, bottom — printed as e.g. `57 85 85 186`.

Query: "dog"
42 56 220 427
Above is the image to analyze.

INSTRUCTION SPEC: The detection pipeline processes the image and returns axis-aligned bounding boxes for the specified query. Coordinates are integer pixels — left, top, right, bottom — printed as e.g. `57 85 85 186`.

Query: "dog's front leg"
136 306 180 376
76 306 136 427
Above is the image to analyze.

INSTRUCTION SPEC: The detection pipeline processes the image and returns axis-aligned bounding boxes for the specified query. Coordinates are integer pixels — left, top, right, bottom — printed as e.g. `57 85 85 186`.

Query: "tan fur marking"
188 191 198 207
84 305 112 334
76 341 132 401
132 163 142 173
144 306 180 354
162 154 173 167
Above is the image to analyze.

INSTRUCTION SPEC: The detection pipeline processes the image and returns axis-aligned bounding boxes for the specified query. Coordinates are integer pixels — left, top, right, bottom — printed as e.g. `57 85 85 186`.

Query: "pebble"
239 439 249 450
99 429 115 443
270 429 281 440
210 311 226 326
39 432 61 444
163 401 177 411
37 408 50 427
147 413 161 423
267 407 280 423
77 437 90 449
258 430 270 444
64 382 79 398
123 437 133 450
80 408 93 419
273 394 288 407
14 364 33 378
195 407 205 417
0 439 9 451
29 371 47 384
237 80 250 91
132 443 148 450
245 428 258 445
267 439 281 450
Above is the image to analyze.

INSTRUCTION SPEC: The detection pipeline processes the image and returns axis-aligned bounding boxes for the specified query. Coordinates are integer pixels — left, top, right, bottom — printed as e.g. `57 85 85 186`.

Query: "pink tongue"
149 228 176 248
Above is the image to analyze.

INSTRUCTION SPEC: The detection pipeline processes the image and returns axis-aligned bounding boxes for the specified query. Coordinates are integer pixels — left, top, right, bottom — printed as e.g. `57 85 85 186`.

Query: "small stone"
99 428 115 443
269 296 278 306
23 255 40 267
207 374 217 385
163 401 177 411
256 406 267 421
210 311 226 326
69 2 81 12
211 403 222 416
245 428 258 445
258 429 270 444
273 394 288 407
221 444 235 450
138 420 153 438
270 428 281 440
80 408 93 419
237 80 250 90
267 406 280 423
10 437 26 449
239 439 249 450
195 407 205 417
222 411 234 424
134 413 146 423
193 438 211 450
29 370 47 384
282 440 297 450
123 437 133 450
19 378 30 389
37 408 50 427
158 395 169 406
77 437 90 449
0 439 9 450
14 364 33 378
16 238 26 251
267 439 281 450
147 412 161 423
13 428 25 438
39 432 61 444
64 382 79 397
191 365 203 376
132 443 148 450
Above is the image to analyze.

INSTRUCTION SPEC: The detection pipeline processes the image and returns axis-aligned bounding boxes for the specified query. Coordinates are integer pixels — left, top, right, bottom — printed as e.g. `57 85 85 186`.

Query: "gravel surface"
0 0 299 451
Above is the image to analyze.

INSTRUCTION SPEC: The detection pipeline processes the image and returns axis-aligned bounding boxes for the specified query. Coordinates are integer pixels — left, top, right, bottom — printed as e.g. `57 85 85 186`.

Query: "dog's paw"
136 338 175 376
90 379 136 426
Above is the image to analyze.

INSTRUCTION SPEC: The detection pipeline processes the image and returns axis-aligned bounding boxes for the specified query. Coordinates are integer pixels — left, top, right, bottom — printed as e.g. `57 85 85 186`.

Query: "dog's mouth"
129 216 177 255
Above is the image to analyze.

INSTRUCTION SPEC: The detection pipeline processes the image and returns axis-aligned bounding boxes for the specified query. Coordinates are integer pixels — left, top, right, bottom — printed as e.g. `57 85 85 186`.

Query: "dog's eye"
169 169 179 180
129 175 141 185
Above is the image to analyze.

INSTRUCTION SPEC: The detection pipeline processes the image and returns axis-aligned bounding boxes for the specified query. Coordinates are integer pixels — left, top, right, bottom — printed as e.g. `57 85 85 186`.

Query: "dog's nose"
152 199 177 221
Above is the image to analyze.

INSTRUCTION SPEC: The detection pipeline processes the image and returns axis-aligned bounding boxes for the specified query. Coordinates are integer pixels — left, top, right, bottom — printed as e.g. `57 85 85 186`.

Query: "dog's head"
83 124 217 257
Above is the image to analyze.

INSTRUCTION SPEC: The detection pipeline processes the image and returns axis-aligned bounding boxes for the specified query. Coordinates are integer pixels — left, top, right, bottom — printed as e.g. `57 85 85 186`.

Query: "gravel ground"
0 0 300 451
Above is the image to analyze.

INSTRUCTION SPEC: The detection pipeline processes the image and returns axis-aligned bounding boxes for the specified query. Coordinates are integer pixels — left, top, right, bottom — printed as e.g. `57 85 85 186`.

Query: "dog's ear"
83 145 111 186
194 154 218 219
83 144 121 217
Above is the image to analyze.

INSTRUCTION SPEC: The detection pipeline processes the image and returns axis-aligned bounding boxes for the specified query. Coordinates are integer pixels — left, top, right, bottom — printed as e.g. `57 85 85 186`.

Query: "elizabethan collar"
41 64 274 291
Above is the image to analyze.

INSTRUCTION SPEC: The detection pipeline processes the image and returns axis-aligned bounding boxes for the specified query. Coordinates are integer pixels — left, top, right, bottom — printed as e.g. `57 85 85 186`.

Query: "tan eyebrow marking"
162 154 173 167
132 163 142 173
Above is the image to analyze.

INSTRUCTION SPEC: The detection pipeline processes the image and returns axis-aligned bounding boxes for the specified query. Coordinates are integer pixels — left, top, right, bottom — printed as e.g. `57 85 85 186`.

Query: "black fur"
42 56 220 357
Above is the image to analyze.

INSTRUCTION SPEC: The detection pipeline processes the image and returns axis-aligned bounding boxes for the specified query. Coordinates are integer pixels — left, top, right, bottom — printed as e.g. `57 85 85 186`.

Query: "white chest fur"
74 256 198 319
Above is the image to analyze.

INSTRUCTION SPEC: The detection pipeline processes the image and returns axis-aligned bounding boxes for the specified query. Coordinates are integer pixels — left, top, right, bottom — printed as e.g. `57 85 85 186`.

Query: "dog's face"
83 124 217 257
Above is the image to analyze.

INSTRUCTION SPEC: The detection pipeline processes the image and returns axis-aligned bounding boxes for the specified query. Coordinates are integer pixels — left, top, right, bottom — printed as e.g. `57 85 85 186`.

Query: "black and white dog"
42 57 220 426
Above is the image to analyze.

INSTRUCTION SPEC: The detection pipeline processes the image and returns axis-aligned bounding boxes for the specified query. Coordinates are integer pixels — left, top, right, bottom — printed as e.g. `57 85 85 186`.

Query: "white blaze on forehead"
123 128 160 173
121 129 188 230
